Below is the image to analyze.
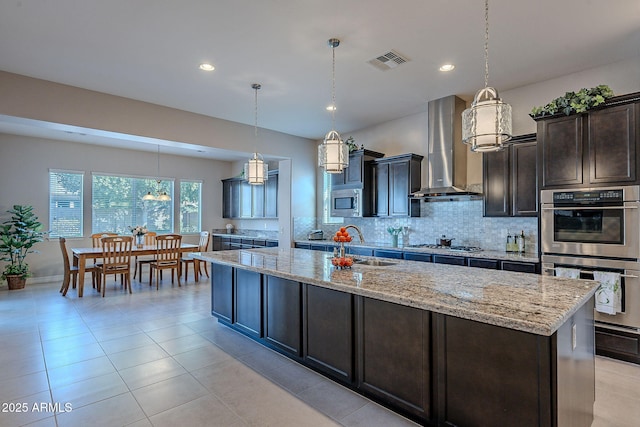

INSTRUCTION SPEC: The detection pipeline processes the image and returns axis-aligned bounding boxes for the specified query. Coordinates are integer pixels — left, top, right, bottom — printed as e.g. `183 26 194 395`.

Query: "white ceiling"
0 0 639 159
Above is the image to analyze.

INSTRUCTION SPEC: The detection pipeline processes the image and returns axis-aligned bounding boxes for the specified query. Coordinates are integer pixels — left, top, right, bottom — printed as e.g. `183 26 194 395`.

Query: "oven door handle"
541 205 639 211
543 266 638 279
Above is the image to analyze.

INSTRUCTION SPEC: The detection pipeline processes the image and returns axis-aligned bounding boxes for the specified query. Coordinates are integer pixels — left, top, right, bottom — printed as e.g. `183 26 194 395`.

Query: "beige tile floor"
0 273 638 427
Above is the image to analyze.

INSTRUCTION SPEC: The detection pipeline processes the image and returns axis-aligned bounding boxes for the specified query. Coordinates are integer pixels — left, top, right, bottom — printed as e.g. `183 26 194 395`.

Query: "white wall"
0 134 231 280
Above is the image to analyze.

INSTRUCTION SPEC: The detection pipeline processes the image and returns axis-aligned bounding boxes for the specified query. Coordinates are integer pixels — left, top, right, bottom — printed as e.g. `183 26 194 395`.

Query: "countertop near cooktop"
293 239 539 263
193 247 596 336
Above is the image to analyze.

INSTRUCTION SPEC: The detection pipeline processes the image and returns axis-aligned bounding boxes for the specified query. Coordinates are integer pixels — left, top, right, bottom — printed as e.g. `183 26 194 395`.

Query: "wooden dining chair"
149 234 182 289
96 235 133 297
59 237 99 296
133 231 157 280
180 231 210 282
91 232 118 247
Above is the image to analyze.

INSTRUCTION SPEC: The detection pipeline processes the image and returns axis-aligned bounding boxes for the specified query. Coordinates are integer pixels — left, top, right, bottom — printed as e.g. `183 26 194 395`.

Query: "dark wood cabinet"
512 140 538 216
358 298 430 419
264 171 278 217
222 170 279 218
211 263 233 323
304 284 354 383
234 269 262 338
373 154 423 217
595 326 640 364
372 162 389 216
536 95 640 189
331 149 384 188
589 103 638 184
538 114 583 188
483 134 537 217
264 275 301 357
483 146 510 217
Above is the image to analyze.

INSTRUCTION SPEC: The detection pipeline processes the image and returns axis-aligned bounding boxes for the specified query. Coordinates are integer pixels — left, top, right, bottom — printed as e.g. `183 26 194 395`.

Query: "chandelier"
142 145 171 201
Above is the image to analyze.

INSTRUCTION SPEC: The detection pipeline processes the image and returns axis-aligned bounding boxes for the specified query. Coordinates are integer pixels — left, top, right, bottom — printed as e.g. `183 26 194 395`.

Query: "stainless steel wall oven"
541 185 640 336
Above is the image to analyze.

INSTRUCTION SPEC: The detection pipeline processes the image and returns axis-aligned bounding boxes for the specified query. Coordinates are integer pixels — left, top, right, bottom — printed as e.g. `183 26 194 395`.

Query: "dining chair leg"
194 260 199 282
183 262 189 282
203 262 209 279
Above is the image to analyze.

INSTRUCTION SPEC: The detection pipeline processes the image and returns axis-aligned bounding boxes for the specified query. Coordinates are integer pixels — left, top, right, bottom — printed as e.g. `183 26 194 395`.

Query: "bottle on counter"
512 234 519 253
506 231 513 252
518 230 525 253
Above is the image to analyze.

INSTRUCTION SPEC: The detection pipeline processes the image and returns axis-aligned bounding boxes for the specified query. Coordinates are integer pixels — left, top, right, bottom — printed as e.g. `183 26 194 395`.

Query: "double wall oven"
541 185 640 335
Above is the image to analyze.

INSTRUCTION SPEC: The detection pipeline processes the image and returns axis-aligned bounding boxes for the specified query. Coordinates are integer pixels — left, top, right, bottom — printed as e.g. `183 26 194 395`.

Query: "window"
49 170 84 238
92 173 174 234
180 180 202 233
322 172 343 225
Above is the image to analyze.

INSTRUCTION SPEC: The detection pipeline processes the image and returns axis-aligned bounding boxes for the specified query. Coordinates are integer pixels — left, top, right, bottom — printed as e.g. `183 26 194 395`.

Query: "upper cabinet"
536 94 640 189
372 154 423 217
222 170 278 219
483 134 537 217
331 149 384 188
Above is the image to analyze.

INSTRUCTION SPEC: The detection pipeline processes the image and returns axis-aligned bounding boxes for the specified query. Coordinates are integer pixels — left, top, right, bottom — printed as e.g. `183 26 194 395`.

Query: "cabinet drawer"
501 261 537 274
467 258 499 269
433 255 466 266
403 252 432 263
373 249 403 259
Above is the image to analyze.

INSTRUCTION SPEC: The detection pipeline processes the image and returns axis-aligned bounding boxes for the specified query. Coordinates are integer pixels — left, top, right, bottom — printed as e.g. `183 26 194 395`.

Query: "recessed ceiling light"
439 64 455 72
326 104 336 111
199 63 215 71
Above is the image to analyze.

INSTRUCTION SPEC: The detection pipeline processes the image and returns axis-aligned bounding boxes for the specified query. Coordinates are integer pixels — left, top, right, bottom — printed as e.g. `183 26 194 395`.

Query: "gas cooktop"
407 244 482 253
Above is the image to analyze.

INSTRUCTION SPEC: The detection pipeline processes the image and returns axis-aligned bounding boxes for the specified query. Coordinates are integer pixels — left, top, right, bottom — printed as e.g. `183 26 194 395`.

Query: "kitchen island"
193 247 598 427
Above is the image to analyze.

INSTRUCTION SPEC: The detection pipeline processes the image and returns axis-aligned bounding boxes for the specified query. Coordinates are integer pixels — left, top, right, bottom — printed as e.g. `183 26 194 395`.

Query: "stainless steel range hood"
411 95 481 199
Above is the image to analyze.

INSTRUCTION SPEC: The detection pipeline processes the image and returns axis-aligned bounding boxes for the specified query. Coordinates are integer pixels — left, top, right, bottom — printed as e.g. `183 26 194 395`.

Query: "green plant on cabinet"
530 85 614 118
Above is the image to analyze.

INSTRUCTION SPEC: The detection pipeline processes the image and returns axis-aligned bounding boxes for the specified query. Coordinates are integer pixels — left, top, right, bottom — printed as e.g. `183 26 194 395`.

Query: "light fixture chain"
484 0 490 89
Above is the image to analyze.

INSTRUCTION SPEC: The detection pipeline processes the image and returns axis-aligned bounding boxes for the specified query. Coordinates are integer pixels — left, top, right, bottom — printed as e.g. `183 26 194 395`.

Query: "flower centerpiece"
128 225 148 248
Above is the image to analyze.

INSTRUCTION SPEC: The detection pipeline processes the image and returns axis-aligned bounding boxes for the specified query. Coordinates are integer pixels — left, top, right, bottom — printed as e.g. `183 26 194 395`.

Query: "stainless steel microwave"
330 188 362 217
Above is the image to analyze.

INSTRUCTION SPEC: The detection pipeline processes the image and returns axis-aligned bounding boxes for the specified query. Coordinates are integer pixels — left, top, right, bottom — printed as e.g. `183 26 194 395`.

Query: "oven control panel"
553 189 623 204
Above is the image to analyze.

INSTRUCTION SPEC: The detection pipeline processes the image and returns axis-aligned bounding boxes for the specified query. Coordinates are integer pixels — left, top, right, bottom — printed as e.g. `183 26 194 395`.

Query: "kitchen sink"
353 258 397 267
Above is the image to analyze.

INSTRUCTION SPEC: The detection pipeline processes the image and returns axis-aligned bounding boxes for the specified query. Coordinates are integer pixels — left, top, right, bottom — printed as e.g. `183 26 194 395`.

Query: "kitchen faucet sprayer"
345 225 365 243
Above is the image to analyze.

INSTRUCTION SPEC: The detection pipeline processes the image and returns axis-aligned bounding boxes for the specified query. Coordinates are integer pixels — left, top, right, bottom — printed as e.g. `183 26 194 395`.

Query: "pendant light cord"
484 0 490 89
253 83 260 154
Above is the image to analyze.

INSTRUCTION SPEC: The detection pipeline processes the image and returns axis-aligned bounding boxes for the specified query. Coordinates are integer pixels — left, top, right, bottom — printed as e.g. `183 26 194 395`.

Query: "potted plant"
0 205 48 290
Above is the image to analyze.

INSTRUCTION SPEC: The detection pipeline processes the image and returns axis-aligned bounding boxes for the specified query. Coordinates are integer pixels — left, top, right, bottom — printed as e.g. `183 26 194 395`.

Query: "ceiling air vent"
367 50 410 71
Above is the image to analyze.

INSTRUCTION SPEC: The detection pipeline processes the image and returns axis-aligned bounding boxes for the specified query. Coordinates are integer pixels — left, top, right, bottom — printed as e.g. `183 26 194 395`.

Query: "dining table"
71 243 199 297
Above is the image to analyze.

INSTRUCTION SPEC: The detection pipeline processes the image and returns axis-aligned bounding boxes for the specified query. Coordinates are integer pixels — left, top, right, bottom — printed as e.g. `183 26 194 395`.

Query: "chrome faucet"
345 225 365 243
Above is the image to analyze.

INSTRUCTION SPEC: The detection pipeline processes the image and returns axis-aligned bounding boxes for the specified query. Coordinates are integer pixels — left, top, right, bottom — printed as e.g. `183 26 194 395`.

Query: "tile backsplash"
294 199 538 253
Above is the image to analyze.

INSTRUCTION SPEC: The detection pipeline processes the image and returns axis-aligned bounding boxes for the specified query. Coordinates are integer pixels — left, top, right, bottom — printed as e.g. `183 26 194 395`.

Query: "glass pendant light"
318 38 349 174
244 83 268 185
143 145 171 201
462 0 512 152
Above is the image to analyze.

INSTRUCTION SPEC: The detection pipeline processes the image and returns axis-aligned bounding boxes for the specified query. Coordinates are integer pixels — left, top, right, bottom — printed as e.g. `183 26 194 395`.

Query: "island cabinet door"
263 275 302 357
434 314 553 427
211 263 233 323
233 269 263 339
357 297 430 420
304 284 354 384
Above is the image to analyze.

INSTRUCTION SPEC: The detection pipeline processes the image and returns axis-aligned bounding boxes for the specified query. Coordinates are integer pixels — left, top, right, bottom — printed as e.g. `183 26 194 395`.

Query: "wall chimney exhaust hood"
411 95 482 199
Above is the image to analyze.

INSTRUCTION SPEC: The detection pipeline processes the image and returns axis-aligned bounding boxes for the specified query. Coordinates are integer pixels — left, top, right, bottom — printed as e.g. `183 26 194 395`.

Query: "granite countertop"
294 239 539 263
193 247 597 336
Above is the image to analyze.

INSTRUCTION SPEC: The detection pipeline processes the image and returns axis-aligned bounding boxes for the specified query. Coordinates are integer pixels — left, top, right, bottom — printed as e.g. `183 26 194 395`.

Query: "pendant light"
244 83 268 185
143 145 171 201
318 38 349 174
462 0 512 152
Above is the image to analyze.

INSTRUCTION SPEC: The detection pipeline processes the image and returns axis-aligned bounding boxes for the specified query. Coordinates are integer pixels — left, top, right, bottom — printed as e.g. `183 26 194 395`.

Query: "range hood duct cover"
412 95 481 198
